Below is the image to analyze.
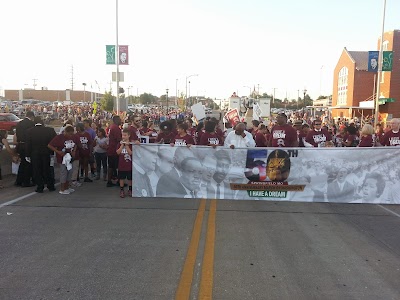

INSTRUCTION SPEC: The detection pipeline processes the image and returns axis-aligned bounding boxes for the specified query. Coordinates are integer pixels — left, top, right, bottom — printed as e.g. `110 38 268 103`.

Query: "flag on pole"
106 45 116 65
119 45 129 65
382 51 393 71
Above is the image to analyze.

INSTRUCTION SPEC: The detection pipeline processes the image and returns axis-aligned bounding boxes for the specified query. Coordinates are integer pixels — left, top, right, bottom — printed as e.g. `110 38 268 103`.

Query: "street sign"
112 72 124 82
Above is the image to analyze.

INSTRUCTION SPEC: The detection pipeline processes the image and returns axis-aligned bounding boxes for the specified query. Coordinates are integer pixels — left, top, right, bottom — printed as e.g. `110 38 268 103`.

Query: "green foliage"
101 91 114 112
139 93 157 105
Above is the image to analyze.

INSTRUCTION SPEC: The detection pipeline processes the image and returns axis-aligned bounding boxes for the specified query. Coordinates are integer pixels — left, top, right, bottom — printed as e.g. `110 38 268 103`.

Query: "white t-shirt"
94 136 108 153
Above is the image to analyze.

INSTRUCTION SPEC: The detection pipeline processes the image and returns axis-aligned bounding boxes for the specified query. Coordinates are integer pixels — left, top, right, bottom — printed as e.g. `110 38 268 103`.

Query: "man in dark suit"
26 117 57 192
205 150 233 199
327 167 355 203
132 145 158 197
15 111 35 187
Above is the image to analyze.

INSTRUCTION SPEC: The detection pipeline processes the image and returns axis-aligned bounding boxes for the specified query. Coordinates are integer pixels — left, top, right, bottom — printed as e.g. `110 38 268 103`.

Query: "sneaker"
106 182 114 187
120 190 125 198
71 181 82 187
67 188 75 193
59 190 71 195
84 177 93 183
91 173 97 178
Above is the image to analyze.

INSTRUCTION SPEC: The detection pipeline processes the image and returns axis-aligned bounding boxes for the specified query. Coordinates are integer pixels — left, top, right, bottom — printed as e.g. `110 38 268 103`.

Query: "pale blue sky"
0 0 398 100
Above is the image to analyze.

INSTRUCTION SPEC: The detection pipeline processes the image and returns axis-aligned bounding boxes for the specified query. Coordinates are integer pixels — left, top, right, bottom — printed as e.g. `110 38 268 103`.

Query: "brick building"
4 89 104 103
332 30 400 120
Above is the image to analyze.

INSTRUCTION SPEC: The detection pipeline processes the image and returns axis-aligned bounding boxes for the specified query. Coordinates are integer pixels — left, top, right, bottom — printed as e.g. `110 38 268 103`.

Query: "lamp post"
188 81 191 107
185 74 198 109
175 79 178 106
82 83 86 102
166 88 169 115
303 88 307 113
115 0 120 113
374 0 387 127
272 87 277 104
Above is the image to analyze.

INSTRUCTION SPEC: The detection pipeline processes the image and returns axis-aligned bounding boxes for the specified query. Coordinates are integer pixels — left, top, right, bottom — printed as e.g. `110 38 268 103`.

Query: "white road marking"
378 205 400 218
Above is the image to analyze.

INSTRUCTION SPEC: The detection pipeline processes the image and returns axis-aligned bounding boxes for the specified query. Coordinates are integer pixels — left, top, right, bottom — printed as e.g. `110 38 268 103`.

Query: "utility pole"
272 87 277 104
32 79 38 90
115 0 120 113
297 90 300 110
175 79 178 106
70 65 74 90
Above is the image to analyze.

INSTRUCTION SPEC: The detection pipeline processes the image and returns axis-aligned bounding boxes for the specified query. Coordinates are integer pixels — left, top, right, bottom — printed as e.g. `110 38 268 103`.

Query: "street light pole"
272 88 277 104
303 88 307 113
82 83 87 103
374 0 387 127
188 81 191 107
185 74 198 110
166 88 169 116
115 0 120 113
175 79 178 106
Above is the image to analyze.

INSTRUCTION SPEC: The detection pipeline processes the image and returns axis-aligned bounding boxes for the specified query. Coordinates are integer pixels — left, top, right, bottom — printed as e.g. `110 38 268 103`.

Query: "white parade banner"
131 145 400 204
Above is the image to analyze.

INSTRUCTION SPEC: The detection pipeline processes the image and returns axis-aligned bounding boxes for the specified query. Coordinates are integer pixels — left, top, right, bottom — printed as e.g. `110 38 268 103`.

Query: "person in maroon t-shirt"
116 129 133 198
211 117 225 144
185 118 196 142
106 116 122 187
156 121 175 144
268 113 298 147
76 123 93 182
129 115 141 142
171 123 195 147
305 119 332 147
48 125 77 195
298 124 310 147
358 124 376 147
194 122 204 145
255 124 268 147
381 118 400 146
199 121 222 147
343 125 359 147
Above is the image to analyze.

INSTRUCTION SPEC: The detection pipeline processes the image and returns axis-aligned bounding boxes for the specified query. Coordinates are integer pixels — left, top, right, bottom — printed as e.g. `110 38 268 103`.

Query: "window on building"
337 67 348 105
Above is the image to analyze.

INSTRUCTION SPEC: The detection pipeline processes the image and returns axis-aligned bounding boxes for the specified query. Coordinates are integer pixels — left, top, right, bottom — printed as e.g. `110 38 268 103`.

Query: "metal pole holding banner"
116 0 120 113
374 0 387 126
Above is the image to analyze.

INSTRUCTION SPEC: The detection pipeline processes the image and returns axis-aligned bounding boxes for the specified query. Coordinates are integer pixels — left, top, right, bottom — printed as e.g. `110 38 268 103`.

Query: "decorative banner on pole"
132 145 400 204
224 108 240 127
106 45 116 65
382 51 393 71
119 45 129 65
368 51 379 72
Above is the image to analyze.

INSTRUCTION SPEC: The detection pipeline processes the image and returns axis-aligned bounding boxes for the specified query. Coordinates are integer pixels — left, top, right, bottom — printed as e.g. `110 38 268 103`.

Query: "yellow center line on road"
176 199 207 300
199 199 217 300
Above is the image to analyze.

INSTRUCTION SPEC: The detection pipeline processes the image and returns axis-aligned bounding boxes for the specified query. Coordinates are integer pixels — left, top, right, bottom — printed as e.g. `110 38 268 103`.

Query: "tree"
139 93 157 105
101 91 114 112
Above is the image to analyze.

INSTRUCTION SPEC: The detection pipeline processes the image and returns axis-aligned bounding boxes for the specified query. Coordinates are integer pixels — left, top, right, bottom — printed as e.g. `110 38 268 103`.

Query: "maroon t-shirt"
345 134 360 147
107 124 122 156
298 132 307 147
187 128 197 144
381 130 400 146
199 132 222 146
72 134 81 160
255 132 267 147
173 134 195 146
49 134 76 164
358 135 375 147
156 131 175 144
129 125 140 142
305 129 332 147
77 131 92 157
269 124 297 147
118 144 132 171
194 130 204 145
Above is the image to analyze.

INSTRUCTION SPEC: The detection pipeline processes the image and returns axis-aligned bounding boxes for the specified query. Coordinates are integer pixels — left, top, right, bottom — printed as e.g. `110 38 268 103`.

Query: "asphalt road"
1 179 400 300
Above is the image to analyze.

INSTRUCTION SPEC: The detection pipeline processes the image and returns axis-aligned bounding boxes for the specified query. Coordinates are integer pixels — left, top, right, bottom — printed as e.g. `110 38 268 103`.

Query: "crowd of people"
0 106 399 196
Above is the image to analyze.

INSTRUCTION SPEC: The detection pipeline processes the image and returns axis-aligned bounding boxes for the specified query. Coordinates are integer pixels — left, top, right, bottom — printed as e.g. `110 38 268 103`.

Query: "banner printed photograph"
132 145 400 204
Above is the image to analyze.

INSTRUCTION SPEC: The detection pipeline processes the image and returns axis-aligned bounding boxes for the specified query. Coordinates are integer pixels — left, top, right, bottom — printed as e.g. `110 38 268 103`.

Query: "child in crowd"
116 129 133 198
94 128 109 180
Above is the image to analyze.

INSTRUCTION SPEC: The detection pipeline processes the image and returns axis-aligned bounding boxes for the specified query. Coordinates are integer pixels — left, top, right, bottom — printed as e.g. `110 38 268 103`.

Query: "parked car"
0 113 22 134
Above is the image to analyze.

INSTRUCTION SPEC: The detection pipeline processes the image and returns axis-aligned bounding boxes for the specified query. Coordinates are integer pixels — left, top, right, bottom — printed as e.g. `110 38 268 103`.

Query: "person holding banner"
224 123 255 149
305 119 332 148
171 123 195 147
199 121 222 147
381 118 400 146
268 113 298 148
